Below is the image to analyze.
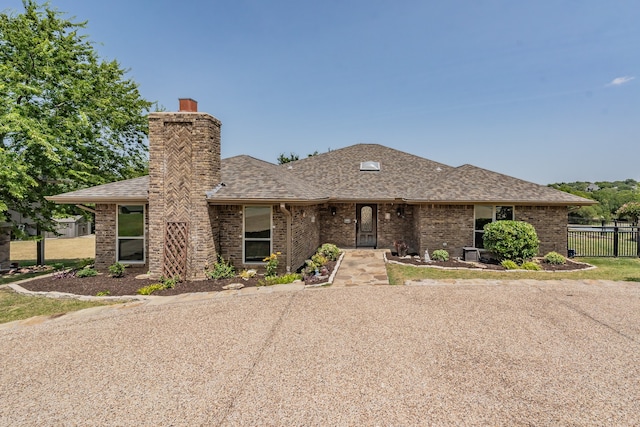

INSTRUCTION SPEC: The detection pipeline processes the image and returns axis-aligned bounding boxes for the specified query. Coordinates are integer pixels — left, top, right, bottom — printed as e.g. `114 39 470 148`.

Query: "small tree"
483 220 539 263
616 202 640 225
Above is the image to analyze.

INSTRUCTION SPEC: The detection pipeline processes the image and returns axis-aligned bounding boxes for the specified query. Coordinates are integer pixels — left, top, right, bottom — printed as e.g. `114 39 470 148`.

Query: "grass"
0 288 116 325
569 232 639 257
386 257 640 285
10 235 95 260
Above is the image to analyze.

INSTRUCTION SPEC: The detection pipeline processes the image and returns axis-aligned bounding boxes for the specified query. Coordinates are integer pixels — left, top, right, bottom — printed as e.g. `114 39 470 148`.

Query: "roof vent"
360 161 380 171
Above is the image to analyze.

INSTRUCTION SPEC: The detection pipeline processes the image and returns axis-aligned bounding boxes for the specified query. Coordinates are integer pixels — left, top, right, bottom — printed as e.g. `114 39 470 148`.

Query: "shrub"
521 261 542 271
263 252 280 277
160 275 179 289
311 253 328 268
318 243 340 261
76 268 97 278
137 283 166 295
543 251 566 265
431 249 449 261
483 220 539 263
206 256 235 279
501 260 519 270
51 263 65 271
239 269 257 280
96 290 111 296
108 262 126 278
257 273 302 286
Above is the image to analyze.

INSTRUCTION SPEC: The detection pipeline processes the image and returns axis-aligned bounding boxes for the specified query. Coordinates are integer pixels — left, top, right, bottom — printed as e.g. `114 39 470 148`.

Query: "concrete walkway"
331 249 389 287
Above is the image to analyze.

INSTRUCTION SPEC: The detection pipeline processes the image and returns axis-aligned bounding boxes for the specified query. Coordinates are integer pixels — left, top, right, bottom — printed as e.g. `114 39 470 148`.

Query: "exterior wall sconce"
331 207 337 216
396 207 404 217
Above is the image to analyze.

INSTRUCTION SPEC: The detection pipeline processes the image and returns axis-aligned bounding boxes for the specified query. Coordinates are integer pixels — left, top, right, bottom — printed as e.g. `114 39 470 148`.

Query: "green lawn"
386 257 640 285
0 288 116 325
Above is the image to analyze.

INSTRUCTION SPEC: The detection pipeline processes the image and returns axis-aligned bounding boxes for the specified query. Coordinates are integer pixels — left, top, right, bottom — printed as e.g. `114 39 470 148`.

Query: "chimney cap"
179 98 198 112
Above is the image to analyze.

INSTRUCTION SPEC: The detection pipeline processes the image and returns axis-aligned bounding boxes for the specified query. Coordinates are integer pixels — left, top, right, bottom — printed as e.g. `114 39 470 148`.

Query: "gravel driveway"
1 279 639 426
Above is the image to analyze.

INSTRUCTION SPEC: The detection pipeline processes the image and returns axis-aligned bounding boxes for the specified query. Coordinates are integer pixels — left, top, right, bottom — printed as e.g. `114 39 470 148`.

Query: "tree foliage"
276 151 320 164
483 220 539 262
0 1 152 230
616 202 640 225
549 179 640 223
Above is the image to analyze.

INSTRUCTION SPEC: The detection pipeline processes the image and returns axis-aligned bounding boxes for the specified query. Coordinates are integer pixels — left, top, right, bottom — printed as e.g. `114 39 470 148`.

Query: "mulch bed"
385 252 592 271
12 261 338 297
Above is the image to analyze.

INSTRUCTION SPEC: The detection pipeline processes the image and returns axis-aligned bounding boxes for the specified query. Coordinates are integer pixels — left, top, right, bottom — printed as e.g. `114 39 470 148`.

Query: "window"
244 206 272 263
117 205 145 263
474 205 514 248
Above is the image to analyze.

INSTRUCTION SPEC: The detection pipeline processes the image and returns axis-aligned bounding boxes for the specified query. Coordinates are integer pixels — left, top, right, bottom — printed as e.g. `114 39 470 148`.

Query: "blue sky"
5 0 639 184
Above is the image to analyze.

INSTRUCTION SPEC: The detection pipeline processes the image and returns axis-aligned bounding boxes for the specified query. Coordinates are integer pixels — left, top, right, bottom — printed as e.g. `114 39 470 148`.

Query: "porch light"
331 207 337 216
396 207 404 217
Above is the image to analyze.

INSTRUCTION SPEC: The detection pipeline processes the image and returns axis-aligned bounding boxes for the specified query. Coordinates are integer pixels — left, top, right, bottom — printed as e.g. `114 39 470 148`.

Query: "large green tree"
0 1 152 232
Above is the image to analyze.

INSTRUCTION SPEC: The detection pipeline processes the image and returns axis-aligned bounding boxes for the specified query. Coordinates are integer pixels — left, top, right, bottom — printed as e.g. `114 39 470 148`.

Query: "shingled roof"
206 155 328 204
48 143 595 206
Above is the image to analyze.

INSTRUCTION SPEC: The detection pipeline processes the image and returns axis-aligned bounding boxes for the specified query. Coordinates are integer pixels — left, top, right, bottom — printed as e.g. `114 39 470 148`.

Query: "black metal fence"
568 225 640 257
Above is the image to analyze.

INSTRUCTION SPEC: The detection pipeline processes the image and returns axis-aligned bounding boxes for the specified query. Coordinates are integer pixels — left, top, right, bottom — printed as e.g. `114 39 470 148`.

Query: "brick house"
47 99 595 280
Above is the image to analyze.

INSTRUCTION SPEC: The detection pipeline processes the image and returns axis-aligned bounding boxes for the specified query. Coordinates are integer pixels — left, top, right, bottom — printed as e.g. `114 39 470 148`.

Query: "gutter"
279 203 292 273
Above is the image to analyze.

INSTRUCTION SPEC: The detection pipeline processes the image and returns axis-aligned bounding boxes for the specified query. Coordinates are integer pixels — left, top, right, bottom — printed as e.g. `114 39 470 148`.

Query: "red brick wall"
148 112 221 280
290 205 321 272
377 204 417 252
319 203 357 248
516 206 568 255
417 204 475 259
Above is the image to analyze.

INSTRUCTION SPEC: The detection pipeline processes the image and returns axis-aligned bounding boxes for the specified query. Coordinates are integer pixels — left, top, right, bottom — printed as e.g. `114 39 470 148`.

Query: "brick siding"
417 204 475 259
148 112 221 280
516 206 568 255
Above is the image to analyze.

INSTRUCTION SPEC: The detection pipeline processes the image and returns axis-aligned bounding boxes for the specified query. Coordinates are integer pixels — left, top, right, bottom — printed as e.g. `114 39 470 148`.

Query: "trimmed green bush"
543 251 566 265
483 220 539 263
206 256 235 279
76 268 97 278
501 260 519 270
318 243 340 261
521 261 542 271
431 249 449 261
108 262 126 278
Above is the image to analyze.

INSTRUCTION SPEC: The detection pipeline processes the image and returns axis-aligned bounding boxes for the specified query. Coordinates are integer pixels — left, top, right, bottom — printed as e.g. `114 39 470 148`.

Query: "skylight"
360 161 380 171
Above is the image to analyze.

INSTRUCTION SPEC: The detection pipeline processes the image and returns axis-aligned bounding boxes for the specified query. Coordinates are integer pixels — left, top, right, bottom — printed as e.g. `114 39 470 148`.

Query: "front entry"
356 204 377 248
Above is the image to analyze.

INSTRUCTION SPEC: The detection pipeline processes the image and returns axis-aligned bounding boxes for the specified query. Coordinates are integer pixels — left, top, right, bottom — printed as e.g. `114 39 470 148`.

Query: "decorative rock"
222 283 244 290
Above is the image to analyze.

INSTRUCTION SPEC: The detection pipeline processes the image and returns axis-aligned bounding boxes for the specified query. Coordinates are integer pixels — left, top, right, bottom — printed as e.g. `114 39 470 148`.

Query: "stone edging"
305 251 345 288
383 253 597 273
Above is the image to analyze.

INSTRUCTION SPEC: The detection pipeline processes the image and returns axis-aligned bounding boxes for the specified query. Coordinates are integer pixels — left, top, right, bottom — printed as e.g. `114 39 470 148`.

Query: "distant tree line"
549 179 640 223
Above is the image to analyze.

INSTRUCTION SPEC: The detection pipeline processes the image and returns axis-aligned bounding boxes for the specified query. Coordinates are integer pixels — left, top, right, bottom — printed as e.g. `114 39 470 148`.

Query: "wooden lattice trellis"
164 222 188 279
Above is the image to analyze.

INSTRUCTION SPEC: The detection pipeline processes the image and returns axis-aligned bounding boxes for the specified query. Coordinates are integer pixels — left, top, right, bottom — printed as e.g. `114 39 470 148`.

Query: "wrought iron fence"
568 225 640 257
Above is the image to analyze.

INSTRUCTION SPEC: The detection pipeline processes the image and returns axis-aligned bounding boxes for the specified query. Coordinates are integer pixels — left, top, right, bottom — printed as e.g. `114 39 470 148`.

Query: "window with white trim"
474 205 514 248
117 205 145 263
244 206 272 263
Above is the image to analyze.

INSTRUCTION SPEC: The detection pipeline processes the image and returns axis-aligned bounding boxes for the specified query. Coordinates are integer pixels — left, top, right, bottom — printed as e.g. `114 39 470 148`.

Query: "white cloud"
607 76 635 86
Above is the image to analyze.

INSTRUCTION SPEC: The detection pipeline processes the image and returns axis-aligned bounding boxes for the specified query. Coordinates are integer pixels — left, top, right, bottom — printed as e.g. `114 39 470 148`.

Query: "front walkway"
331 249 389 287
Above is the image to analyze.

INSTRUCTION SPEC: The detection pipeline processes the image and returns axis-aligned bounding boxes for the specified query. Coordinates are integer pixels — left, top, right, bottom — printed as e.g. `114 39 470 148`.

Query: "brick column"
148 110 221 280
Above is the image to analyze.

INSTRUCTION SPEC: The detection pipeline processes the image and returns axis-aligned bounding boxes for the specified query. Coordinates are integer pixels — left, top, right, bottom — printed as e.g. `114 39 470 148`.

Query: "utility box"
463 247 480 262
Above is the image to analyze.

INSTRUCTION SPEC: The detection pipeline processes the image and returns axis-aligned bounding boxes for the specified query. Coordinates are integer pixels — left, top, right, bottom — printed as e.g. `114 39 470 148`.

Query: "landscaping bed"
385 252 593 271
12 260 338 297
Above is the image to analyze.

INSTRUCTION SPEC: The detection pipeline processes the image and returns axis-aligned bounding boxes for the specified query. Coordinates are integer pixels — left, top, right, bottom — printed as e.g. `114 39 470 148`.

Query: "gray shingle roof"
206 155 328 203
47 144 595 206
47 176 149 203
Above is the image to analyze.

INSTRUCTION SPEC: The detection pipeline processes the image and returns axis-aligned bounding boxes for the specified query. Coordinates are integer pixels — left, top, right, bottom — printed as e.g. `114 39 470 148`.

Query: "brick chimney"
179 98 198 112
148 99 221 280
